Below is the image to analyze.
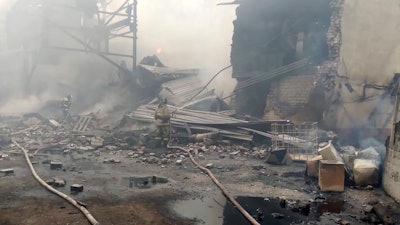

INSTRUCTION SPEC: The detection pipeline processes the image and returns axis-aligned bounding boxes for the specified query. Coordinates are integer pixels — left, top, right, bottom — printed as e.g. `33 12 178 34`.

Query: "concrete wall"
330 0 400 129
384 137 400 202
337 0 400 202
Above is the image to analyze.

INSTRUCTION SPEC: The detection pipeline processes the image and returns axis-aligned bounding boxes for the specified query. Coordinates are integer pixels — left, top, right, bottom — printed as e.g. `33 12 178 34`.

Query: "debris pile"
305 138 386 192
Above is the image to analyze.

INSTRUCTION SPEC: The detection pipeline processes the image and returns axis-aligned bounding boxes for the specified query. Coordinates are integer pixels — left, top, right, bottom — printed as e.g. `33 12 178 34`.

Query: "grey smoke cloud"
0 0 238 115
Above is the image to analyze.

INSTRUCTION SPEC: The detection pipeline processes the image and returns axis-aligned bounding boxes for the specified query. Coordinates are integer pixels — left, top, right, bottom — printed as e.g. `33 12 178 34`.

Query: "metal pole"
132 0 138 72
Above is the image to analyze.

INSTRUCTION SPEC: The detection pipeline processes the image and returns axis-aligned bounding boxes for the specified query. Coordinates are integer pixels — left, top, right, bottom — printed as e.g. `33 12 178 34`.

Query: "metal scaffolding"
6 0 138 84
271 122 319 161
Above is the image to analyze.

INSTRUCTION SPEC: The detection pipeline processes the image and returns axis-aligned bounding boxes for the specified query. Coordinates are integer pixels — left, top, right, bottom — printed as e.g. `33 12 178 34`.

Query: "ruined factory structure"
1 0 400 225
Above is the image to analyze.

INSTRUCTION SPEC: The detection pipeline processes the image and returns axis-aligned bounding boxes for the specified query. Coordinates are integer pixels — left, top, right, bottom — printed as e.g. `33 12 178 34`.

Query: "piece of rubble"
271 212 284 219
0 154 10 160
252 165 264 170
337 219 350 225
205 163 213 169
48 119 61 128
362 204 374 213
176 159 183 165
230 151 239 158
103 158 121 164
0 168 14 175
46 178 55 185
90 137 104 147
54 178 66 187
70 184 84 192
50 161 63 170
148 156 159 164
373 202 397 225
197 153 205 160
161 158 170 164
266 148 291 165
105 145 117 151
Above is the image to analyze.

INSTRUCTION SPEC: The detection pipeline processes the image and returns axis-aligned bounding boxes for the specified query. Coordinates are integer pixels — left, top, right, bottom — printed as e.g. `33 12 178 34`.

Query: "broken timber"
73 116 92 132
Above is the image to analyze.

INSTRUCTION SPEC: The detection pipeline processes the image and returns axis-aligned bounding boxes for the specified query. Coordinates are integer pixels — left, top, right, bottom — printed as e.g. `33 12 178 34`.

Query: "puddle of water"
173 196 344 225
122 176 168 189
172 194 226 225
223 197 306 225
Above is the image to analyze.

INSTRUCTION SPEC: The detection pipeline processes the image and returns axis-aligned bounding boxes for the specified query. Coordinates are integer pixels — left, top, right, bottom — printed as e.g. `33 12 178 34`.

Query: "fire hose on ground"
11 138 101 225
167 143 261 225
12 124 259 225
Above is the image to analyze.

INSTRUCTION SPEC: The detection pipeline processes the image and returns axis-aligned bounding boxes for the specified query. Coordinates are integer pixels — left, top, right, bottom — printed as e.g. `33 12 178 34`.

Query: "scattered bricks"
205 163 213 169
0 168 14 175
90 137 104 147
50 161 63 170
70 184 84 192
176 159 183 165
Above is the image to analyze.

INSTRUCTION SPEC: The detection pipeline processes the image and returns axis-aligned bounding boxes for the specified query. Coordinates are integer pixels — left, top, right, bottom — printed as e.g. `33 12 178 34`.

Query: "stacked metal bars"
126 104 253 141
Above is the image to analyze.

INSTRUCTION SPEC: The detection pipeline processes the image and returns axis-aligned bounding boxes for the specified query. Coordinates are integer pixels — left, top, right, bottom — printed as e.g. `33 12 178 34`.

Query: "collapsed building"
230 0 399 143
228 0 400 202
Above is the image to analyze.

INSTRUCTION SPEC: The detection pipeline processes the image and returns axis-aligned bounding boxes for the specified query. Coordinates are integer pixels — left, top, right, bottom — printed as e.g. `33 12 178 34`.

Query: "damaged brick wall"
265 74 315 118
316 0 344 128
231 0 332 119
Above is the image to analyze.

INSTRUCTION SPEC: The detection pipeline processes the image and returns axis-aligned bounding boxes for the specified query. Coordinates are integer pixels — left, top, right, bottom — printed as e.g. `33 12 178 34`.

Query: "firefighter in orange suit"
154 98 171 147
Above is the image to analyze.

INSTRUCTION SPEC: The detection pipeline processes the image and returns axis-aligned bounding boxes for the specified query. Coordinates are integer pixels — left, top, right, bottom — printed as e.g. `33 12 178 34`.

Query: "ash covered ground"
0 112 399 225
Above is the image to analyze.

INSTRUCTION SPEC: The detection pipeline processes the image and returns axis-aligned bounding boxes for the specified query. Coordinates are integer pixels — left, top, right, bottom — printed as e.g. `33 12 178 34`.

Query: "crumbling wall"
384 126 400 202
264 74 315 119
231 0 331 118
324 0 400 129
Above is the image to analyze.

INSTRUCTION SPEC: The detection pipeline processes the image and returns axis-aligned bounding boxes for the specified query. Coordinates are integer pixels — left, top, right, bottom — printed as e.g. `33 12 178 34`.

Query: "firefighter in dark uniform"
154 98 171 147
61 94 72 121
